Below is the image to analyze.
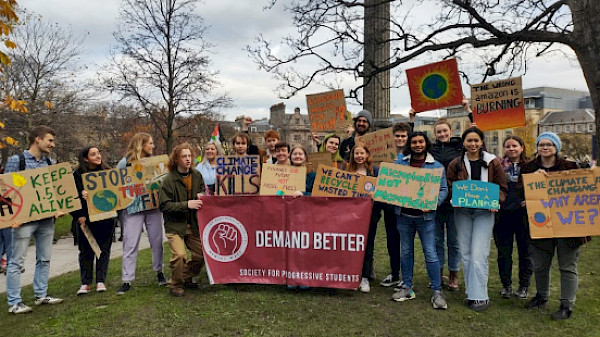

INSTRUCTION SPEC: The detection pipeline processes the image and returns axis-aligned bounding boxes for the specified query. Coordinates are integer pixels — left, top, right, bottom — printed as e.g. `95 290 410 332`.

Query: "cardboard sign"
356 127 397 163
451 180 500 210
312 164 375 198
82 155 169 222
215 155 261 196
523 168 600 238
471 76 525 131
306 89 349 133
197 196 372 289
406 58 463 113
373 162 443 210
307 152 333 173
259 164 306 196
0 162 81 228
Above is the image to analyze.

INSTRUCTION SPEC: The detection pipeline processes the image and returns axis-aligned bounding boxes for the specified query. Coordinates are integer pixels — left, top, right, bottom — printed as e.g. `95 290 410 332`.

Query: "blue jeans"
397 214 441 291
0 227 13 263
435 203 460 272
454 208 494 301
6 218 54 306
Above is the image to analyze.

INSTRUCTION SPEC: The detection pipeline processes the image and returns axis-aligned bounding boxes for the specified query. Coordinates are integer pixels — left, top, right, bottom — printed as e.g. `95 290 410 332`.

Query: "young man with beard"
340 110 373 162
159 143 205 297
392 131 448 310
5 126 64 314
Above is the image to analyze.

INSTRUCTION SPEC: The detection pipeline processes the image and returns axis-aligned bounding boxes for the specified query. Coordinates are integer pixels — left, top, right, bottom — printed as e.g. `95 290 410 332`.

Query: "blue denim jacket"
392 152 448 221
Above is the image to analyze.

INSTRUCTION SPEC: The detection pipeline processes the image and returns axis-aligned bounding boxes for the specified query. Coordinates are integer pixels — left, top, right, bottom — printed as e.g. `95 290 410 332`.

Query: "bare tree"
249 0 600 153
104 0 232 153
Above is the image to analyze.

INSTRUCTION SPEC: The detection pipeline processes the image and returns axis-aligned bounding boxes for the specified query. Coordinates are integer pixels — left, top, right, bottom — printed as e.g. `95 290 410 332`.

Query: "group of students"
2 109 590 321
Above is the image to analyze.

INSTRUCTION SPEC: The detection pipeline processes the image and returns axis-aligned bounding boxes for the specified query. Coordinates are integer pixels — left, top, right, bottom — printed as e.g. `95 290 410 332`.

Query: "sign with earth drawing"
0 162 81 228
82 155 169 222
406 58 463 113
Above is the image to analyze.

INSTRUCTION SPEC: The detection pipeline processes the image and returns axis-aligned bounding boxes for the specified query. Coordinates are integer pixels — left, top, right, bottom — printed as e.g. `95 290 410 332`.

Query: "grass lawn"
54 216 73 240
2 221 600 337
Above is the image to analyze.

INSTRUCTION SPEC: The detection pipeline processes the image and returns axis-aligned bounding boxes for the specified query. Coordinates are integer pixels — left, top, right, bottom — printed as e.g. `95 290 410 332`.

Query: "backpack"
18 152 52 170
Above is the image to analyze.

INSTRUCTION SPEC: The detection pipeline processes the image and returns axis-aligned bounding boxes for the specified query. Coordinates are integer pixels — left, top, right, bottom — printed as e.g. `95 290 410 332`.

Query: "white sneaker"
8 302 32 314
358 277 370 293
380 274 401 287
34 295 64 305
77 285 90 295
96 282 107 292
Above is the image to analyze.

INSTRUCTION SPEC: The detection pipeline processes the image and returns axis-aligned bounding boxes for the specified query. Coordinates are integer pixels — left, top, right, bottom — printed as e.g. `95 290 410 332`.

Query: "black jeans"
78 219 116 285
362 202 399 279
493 208 532 288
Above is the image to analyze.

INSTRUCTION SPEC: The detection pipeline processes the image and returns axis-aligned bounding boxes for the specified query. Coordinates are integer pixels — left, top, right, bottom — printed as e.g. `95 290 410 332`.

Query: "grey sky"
24 0 589 121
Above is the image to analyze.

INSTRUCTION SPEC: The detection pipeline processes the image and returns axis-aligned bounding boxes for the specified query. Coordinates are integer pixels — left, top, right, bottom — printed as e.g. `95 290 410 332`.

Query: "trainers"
500 286 512 299
8 302 32 314
393 281 406 292
431 290 448 310
116 283 131 295
392 287 416 302
469 300 489 312
34 296 63 306
525 294 548 309
157 272 167 286
380 274 401 287
551 305 573 320
358 277 370 293
77 285 90 295
96 282 107 292
515 286 528 300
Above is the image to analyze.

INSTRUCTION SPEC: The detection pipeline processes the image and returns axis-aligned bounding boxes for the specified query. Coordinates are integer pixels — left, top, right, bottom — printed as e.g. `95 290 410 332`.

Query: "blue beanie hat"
536 132 561 153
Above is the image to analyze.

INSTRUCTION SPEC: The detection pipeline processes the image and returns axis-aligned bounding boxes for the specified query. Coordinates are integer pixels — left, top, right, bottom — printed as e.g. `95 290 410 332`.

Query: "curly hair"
167 142 195 172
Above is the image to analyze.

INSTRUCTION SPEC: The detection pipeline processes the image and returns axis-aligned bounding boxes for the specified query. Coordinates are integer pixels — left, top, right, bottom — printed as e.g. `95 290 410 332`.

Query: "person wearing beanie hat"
340 109 372 161
536 132 562 154
520 132 588 321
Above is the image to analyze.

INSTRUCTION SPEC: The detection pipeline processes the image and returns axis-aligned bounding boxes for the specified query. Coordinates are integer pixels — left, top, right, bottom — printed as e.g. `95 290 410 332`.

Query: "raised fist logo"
203 216 248 262
212 223 239 256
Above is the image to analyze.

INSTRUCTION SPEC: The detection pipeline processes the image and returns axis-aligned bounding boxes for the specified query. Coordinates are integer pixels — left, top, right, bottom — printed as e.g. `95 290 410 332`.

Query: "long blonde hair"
124 132 152 162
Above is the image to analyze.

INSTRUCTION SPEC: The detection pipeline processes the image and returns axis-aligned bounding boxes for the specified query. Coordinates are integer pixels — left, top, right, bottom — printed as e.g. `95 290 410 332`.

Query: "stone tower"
363 0 391 129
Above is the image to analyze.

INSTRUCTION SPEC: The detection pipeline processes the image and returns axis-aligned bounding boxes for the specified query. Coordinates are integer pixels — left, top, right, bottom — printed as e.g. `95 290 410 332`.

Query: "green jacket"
159 168 205 237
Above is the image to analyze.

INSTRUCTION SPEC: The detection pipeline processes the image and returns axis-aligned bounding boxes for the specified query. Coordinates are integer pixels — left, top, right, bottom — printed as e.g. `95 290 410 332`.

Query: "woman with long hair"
290 145 316 196
319 134 345 168
346 143 377 292
447 126 508 312
521 132 587 320
71 146 116 295
115 132 166 294
196 141 223 195
494 135 533 300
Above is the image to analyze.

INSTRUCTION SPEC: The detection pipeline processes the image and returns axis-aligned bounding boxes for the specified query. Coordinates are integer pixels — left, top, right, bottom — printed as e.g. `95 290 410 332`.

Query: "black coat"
430 137 462 170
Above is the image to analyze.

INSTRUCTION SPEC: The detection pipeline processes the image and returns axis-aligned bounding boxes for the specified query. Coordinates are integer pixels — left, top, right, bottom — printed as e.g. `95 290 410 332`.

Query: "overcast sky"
24 0 589 121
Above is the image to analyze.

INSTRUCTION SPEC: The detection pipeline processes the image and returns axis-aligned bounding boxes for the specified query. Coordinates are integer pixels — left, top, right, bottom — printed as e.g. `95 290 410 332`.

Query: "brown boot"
441 268 449 286
448 271 459 291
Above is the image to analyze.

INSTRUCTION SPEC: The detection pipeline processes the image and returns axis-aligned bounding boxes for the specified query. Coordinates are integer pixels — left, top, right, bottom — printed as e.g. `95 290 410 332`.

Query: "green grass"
53 216 73 240
3 222 600 337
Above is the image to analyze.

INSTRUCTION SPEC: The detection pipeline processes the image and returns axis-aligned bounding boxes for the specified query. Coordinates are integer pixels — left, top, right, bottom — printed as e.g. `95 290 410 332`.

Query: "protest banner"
471 76 525 131
0 162 81 228
306 89 349 133
373 162 443 211
197 196 372 289
215 155 261 196
523 168 600 238
356 127 397 163
82 155 169 222
307 152 333 173
451 180 500 210
260 164 306 196
312 164 374 198
406 58 463 113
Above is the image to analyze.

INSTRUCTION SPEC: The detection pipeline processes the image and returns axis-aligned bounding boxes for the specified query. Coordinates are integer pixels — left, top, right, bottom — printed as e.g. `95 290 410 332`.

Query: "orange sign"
471 76 525 131
406 59 463 113
306 89 349 133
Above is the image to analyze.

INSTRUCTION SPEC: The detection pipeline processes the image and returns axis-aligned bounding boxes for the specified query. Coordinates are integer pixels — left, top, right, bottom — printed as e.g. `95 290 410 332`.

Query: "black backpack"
18 152 52 170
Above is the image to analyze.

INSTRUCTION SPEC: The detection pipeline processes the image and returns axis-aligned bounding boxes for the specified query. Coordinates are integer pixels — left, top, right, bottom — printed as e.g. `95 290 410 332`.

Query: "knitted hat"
536 132 561 153
353 109 373 127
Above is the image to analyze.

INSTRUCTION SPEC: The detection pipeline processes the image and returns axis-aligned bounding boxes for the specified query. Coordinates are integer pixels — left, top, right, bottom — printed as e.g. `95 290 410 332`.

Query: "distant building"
538 109 595 135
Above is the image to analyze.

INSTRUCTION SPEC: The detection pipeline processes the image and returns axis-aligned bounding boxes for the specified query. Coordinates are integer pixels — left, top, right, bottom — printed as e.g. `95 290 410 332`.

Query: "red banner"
197 196 373 289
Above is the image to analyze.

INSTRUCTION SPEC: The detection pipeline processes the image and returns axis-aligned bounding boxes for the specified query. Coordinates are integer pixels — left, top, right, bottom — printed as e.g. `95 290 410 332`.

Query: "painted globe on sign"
421 74 448 99
534 212 546 223
92 190 118 212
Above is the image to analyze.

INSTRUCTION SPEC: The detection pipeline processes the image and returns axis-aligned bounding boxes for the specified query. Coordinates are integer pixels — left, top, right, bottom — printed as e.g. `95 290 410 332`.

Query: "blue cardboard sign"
452 180 500 210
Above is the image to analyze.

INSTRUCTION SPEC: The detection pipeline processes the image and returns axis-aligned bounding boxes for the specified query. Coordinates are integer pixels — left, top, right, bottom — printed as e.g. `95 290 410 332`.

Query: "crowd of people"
0 104 592 320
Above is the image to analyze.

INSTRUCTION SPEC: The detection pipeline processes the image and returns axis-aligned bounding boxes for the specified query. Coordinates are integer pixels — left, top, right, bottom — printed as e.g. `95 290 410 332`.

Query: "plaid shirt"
3 150 55 173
